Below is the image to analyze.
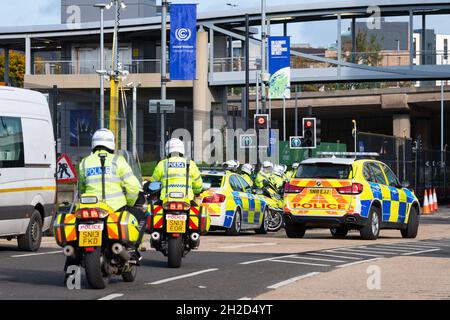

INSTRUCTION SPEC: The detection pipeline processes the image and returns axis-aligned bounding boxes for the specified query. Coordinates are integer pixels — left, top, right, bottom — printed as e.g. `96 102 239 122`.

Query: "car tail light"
202 194 226 203
336 183 363 195
284 182 304 194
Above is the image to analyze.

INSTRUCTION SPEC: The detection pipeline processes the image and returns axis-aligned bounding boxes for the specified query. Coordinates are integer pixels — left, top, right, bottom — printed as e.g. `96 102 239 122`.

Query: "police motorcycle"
256 179 284 232
144 178 210 268
53 152 142 289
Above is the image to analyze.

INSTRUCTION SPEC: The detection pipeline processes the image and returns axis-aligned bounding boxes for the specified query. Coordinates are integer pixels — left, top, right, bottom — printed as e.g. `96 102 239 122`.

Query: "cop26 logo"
175 28 192 42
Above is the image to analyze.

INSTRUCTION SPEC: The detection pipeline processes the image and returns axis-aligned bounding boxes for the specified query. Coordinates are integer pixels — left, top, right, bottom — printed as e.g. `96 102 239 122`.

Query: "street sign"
56 154 78 183
239 134 257 149
149 99 176 113
289 136 303 149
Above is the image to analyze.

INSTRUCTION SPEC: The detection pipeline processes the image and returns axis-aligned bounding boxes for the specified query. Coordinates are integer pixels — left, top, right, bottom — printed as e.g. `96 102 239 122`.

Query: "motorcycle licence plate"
166 214 187 233
78 224 103 247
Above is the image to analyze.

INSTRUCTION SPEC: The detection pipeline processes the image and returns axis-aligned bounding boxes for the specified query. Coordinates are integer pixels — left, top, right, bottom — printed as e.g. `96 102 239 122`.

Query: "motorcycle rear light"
168 202 185 211
202 194 226 203
284 183 304 194
76 208 103 219
337 183 363 195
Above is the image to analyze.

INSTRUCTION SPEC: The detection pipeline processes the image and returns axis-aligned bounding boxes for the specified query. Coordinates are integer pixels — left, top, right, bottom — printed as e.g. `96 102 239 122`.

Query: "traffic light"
254 114 269 130
302 118 317 149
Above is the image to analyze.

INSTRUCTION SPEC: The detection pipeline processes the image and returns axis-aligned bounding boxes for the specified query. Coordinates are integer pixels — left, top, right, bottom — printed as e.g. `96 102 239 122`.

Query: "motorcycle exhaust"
112 243 131 261
189 232 200 249
151 232 161 241
63 245 75 257
190 233 200 242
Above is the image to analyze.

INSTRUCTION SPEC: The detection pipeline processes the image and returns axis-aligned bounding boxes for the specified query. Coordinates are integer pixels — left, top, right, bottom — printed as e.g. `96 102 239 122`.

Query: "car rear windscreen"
202 175 224 188
295 163 353 179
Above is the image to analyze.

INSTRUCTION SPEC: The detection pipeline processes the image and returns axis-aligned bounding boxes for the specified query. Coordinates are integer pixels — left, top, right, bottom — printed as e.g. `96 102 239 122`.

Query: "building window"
413 38 417 59
444 39 448 60
0 116 25 168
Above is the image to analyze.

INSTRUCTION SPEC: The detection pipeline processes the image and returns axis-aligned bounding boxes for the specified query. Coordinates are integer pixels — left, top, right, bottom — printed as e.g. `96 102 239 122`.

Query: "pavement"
0 209 450 300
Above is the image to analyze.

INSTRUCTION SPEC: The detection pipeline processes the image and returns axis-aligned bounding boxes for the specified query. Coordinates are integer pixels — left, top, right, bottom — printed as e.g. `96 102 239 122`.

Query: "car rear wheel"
285 220 306 238
17 210 42 252
401 206 419 238
360 206 381 240
255 209 269 234
226 209 242 236
330 227 348 238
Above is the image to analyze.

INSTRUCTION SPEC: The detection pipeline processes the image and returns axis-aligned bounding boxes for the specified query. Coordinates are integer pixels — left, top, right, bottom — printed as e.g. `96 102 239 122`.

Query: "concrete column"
25 36 31 75
193 30 212 162
393 113 411 138
3 47 9 85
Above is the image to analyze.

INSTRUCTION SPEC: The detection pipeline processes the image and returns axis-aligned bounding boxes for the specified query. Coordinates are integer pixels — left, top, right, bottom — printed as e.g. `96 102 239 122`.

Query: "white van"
0 86 56 251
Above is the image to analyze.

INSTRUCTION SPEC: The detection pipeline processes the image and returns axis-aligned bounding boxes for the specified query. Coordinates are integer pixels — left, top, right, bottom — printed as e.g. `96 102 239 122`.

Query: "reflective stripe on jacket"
241 173 254 188
150 156 203 201
79 150 141 211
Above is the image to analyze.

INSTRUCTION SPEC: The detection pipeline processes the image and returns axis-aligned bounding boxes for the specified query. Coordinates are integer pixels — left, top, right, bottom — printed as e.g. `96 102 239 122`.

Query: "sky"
1 0 450 48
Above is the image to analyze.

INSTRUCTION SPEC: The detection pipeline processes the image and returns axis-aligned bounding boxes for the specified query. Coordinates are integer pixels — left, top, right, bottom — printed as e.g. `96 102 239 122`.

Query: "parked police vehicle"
0 86 56 251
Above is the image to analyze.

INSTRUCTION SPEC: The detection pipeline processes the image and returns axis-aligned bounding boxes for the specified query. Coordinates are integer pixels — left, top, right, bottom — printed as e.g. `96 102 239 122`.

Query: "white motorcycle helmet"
92 129 115 152
292 162 300 170
223 160 240 172
165 138 185 156
261 161 274 174
241 163 254 176
273 165 285 177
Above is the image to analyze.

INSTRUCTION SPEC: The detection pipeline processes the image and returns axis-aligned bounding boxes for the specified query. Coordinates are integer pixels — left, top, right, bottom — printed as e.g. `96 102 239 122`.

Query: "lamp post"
94 2 113 129
126 82 141 160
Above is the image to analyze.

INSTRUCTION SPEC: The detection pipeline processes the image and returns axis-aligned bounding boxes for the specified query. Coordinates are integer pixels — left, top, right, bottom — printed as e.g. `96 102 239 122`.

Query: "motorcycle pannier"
106 210 140 246
53 210 78 247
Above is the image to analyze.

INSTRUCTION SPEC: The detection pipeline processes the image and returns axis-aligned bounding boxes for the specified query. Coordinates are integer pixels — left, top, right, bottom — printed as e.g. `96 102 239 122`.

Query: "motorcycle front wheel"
85 248 111 289
268 209 283 232
167 236 183 268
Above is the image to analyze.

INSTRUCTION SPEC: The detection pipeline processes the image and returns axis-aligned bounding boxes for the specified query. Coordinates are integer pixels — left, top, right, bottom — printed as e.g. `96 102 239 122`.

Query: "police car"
283 157 420 240
197 170 269 235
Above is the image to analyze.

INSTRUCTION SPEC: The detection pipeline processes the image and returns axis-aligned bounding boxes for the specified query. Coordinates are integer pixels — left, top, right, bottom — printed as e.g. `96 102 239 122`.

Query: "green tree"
0 50 25 87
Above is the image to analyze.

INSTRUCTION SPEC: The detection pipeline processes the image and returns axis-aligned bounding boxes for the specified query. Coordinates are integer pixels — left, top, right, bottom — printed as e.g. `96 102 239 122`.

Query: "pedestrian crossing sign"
57 153 78 183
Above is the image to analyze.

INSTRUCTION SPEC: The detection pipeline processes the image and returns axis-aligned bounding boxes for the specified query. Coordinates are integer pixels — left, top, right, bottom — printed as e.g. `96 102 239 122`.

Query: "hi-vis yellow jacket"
79 150 141 211
150 156 203 201
255 171 270 188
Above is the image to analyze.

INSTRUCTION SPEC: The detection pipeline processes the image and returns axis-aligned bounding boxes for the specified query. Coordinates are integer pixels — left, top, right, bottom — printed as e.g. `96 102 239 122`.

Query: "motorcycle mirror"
146 181 162 194
202 182 212 191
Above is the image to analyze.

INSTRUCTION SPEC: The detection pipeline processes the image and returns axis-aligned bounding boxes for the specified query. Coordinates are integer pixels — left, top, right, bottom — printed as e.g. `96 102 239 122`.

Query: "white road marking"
146 268 219 285
326 249 384 258
401 248 441 256
11 251 61 258
337 258 384 268
290 256 346 263
306 252 362 260
403 242 445 248
240 254 296 265
418 242 450 247
267 272 321 289
333 248 397 255
219 243 277 249
270 259 330 267
98 293 124 300
356 246 416 253
377 244 436 251
238 297 252 300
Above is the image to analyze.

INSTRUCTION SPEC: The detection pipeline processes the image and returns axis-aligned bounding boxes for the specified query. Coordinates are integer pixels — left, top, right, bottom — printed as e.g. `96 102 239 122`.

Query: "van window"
0 116 24 168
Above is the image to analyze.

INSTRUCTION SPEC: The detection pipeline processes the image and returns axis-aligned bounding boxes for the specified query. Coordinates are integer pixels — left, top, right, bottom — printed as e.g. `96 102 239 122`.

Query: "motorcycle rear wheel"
85 248 111 289
168 236 183 268
268 209 283 232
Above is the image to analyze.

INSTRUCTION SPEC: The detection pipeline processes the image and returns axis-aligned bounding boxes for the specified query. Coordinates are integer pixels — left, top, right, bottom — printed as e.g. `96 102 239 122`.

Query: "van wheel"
17 210 42 252
330 227 348 238
226 209 242 236
285 221 306 238
401 206 419 238
360 206 381 240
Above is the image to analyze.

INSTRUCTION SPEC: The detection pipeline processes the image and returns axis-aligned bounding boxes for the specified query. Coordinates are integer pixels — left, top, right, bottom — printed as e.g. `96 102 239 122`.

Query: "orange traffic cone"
428 189 435 212
433 188 439 211
423 189 431 215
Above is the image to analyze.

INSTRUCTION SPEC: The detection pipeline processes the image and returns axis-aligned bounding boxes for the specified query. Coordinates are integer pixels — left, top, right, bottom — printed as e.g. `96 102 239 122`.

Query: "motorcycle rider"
150 138 203 203
271 164 287 191
77 129 146 266
255 161 274 188
288 162 300 179
240 163 255 187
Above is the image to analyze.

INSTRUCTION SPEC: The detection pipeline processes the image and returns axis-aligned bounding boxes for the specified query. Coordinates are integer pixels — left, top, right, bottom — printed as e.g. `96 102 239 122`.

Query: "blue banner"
268 36 291 99
170 4 197 80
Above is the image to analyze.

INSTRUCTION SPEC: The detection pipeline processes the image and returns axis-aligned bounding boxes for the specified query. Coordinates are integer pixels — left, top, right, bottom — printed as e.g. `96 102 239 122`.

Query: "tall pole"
261 0 267 114
100 7 105 128
282 96 286 141
161 0 168 158
441 81 445 164
245 14 250 130
109 0 121 150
